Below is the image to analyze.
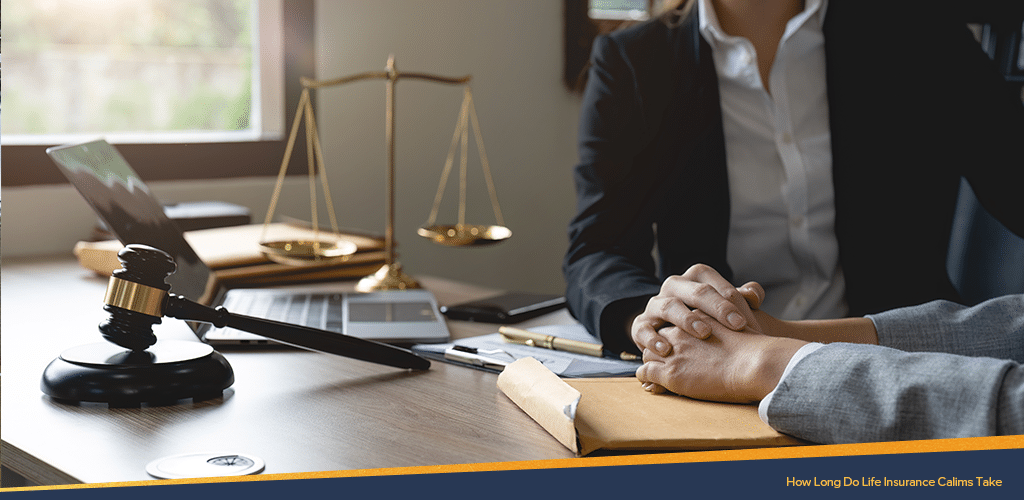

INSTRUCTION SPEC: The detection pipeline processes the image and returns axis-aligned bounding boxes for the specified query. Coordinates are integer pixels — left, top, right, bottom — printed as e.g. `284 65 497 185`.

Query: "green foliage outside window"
3 0 254 137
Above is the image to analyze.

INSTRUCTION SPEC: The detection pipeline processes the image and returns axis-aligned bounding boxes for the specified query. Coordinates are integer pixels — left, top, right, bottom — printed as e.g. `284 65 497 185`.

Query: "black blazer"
563 0 1024 353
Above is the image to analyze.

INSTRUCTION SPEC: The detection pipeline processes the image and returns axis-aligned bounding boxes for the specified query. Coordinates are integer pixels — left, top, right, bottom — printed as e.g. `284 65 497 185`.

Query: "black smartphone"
439 292 567 323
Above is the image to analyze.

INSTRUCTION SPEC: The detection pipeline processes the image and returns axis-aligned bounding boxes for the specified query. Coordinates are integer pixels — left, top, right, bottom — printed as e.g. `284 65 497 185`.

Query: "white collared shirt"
698 0 846 320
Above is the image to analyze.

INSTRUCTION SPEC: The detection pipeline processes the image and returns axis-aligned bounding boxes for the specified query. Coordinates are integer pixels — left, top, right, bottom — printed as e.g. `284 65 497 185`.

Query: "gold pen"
498 326 639 361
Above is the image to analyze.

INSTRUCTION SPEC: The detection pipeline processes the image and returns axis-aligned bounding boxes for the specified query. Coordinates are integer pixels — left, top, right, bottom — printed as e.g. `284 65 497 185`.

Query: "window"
589 0 650 21
563 0 676 92
2 0 313 186
4 0 274 143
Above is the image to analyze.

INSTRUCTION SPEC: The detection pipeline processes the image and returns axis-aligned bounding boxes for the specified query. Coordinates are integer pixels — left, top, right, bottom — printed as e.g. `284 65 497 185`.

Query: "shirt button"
780 132 793 144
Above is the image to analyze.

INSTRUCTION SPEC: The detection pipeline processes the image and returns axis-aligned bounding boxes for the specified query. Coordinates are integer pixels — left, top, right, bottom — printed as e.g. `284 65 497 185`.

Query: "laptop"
47 139 450 346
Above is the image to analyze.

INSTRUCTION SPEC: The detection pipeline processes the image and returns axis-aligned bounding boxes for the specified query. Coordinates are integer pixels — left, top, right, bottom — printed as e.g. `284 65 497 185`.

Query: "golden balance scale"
259 56 510 291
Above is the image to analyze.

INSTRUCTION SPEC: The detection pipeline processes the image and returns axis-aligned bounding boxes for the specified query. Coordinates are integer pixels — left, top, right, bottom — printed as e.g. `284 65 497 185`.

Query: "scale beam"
260 55 508 292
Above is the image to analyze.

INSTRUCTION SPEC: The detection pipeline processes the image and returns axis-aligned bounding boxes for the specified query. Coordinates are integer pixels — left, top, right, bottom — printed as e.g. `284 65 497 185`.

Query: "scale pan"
259 239 358 266
418 224 512 247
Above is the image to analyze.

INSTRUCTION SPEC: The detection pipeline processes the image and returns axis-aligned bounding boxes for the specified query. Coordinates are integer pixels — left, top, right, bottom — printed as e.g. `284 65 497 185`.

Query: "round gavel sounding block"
40 245 234 406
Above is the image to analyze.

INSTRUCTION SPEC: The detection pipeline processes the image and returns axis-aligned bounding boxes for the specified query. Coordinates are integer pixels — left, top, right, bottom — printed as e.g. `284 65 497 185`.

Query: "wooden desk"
1 256 577 485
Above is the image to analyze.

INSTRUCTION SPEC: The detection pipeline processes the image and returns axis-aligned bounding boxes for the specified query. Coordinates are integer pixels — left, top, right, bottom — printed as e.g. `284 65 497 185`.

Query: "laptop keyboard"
222 292 346 334
210 289 450 344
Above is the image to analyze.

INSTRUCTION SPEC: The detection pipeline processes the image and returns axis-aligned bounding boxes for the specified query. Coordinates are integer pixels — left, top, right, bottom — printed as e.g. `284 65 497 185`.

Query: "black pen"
444 345 510 370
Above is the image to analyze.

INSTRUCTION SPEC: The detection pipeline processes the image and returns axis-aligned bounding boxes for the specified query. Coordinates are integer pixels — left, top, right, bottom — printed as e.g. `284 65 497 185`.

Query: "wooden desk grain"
0 256 577 485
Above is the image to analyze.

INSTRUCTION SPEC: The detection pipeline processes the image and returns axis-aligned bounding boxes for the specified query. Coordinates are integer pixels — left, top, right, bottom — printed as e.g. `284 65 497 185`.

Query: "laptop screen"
47 139 216 303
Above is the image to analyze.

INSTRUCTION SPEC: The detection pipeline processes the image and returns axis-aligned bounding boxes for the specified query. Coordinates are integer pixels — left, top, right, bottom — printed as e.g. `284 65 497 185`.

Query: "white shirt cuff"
758 342 825 426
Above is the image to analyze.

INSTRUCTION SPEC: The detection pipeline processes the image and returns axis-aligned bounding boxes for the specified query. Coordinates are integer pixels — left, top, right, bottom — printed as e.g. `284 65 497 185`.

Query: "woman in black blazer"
563 0 1024 354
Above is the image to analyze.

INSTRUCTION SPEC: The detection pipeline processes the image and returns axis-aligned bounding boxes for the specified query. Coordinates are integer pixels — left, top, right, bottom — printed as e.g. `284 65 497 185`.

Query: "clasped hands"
632 264 806 404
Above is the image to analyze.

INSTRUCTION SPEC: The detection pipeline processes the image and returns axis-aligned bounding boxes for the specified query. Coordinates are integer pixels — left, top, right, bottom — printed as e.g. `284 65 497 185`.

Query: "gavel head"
99 244 177 352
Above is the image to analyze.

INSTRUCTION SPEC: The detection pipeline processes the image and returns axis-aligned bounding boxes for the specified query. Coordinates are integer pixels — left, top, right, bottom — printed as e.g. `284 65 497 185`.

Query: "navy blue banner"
5 447 1023 499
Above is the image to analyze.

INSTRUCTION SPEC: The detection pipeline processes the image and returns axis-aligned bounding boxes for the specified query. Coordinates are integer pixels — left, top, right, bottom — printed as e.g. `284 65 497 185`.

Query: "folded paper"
498 357 805 456
497 357 581 453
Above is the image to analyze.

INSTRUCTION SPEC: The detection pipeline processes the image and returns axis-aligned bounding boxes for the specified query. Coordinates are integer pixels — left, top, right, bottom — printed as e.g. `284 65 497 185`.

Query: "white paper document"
412 323 640 377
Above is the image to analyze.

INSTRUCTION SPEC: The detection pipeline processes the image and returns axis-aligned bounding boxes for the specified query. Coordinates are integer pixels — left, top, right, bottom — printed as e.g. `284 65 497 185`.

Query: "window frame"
2 0 314 187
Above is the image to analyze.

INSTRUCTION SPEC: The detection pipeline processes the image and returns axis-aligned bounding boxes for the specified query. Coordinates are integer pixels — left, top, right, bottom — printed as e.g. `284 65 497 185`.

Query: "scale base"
356 263 421 292
41 340 234 406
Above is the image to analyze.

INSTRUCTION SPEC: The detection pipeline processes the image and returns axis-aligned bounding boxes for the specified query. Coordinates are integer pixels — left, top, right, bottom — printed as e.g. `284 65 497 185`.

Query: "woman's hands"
630 263 804 403
629 263 876 403
635 322 805 403
631 264 765 357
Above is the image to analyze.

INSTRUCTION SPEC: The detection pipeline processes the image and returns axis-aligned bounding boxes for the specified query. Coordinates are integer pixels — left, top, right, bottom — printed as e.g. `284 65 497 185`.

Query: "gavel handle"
163 294 430 370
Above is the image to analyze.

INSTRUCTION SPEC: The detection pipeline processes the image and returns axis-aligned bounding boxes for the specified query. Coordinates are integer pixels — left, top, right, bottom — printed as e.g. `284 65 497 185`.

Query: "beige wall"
311 0 581 294
2 0 582 295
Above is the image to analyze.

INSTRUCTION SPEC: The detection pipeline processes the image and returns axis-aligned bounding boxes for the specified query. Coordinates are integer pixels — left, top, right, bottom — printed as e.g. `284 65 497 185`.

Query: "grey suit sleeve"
870 295 1024 362
765 296 1024 444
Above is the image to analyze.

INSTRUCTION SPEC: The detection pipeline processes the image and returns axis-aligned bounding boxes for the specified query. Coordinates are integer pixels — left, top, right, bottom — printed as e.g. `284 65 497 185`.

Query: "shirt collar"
698 0 828 47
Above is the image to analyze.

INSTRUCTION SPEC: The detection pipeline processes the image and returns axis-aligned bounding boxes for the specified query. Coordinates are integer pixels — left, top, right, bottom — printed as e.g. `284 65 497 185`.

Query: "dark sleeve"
940 4 1024 238
563 33 663 353
958 1 1024 23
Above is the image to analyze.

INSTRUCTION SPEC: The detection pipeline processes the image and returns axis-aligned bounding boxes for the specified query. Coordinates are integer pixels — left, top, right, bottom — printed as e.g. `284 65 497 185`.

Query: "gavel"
102 244 430 370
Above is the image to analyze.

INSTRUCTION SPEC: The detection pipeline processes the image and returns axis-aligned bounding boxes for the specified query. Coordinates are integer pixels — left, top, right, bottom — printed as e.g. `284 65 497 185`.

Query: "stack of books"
73 222 386 286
